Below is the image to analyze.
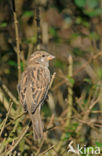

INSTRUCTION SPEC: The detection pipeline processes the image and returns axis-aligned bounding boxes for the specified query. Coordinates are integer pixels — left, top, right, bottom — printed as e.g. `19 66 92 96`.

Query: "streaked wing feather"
19 71 28 111
30 66 50 113
19 66 50 113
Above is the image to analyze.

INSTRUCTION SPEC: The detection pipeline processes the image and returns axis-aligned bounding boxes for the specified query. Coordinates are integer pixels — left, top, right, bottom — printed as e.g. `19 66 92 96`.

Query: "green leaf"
96 142 102 147
0 22 7 28
68 77 75 86
89 32 99 40
54 60 66 69
74 0 86 8
76 17 82 24
22 11 34 17
73 48 83 56
8 60 17 67
97 68 102 79
42 103 51 117
87 0 99 9
85 8 102 17
76 17 89 27
71 122 78 130
64 132 71 140
19 140 25 152
49 27 57 37
83 78 92 84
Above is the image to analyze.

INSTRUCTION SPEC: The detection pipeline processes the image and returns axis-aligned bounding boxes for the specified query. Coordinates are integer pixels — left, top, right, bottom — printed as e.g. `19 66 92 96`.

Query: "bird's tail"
30 110 43 140
26 88 43 140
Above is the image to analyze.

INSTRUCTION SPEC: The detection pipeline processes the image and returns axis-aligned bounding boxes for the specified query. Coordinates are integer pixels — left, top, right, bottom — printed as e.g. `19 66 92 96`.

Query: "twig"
76 118 98 132
49 72 56 89
6 125 29 156
0 88 14 114
35 7 41 50
35 137 45 156
39 145 55 156
2 82 19 106
44 125 56 132
56 55 73 153
36 114 55 156
66 55 73 127
5 111 25 128
27 43 34 60
76 96 100 133
52 51 102 92
91 110 102 113
74 51 102 76
0 101 13 137
12 0 21 81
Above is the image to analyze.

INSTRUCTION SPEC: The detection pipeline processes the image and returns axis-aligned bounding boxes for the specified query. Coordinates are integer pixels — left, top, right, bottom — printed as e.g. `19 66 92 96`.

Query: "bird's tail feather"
31 111 43 140
26 88 43 140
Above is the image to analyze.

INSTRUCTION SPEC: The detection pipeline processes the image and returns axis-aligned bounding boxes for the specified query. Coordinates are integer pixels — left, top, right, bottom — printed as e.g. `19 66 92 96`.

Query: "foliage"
0 0 102 155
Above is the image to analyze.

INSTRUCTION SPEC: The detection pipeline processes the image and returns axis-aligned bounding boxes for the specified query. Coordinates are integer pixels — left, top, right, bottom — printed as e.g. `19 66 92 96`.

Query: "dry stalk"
76 90 101 133
5 111 25 128
35 114 55 156
49 72 56 89
74 51 102 77
39 145 55 156
4 125 29 156
0 101 13 137
56 55 73 153
27 43 34 60
52 51 102 92
0 88 16 116
66 55 73 127
12 0 21 81
2 82 19 106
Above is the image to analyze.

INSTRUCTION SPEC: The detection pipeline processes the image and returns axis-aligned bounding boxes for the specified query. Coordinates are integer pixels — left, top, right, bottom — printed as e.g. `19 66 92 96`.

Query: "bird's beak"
47 55 55 60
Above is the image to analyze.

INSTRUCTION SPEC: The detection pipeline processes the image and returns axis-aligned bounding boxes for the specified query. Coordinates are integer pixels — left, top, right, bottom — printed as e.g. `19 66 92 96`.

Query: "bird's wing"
18 70 29 111
30 66 50 113
18 66 50 113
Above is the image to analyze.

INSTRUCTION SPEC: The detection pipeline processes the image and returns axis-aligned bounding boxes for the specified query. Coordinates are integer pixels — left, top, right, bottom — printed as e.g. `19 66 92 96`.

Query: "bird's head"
28 50 55 67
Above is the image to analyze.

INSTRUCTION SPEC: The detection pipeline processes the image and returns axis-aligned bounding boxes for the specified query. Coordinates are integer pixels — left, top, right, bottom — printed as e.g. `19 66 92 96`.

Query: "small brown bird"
18 50 55 140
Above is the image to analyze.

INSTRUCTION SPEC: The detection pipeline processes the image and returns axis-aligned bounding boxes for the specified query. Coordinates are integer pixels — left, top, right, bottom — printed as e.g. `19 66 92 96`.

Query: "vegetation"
0 0 102 155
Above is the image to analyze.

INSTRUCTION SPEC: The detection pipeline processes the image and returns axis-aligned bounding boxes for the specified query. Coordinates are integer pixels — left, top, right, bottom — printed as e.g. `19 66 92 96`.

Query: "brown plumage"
17 50 55 140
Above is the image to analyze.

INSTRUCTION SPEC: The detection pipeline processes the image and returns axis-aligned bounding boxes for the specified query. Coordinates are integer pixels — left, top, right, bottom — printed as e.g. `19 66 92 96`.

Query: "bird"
17 50 55 140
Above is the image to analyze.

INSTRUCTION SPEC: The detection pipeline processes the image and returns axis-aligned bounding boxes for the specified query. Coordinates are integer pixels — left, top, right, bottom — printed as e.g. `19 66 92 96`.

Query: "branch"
1 80 19 106
49 72 56 89
66 55 73 127
5 125 29 156
0 101 13 137
12 0 21 82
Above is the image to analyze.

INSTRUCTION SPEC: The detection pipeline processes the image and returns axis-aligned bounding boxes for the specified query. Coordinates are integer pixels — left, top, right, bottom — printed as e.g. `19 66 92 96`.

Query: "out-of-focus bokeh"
0 0 102 155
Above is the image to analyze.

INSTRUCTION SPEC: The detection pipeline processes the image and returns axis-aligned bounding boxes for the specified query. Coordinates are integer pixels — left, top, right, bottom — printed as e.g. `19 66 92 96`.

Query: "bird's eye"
42 55 45 57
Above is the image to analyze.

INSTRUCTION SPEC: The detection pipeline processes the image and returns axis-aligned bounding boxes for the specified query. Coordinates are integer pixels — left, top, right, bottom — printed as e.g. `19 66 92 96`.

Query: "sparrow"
17 50 55 140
